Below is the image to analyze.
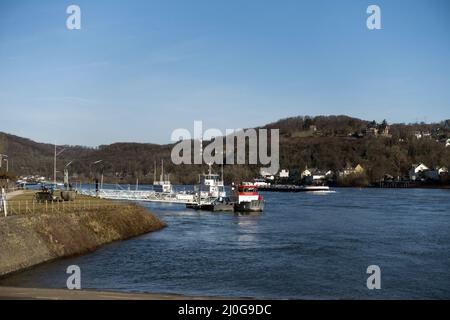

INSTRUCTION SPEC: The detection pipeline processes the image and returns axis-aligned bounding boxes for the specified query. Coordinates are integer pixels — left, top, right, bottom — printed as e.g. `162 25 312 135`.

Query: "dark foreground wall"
0 205 166 277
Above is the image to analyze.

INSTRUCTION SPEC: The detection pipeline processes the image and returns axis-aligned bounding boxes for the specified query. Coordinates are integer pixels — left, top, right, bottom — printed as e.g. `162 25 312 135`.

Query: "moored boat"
187 164 230 211
234 182 265 212
258 184 331 192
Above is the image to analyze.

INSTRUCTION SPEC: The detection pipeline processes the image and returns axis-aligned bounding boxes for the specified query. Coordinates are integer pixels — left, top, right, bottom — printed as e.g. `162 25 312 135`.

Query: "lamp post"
54 145 66 186
90 160 103 193
64 161 74 190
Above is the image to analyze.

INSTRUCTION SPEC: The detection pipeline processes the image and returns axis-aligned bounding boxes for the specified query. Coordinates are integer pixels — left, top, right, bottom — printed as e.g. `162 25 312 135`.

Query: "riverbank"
0 286 223 300
0 191 166 277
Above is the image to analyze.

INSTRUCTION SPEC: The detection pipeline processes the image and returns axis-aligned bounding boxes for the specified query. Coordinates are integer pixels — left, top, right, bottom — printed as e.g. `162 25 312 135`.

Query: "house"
408 163 429 181
302 169 333 184
339 164 365 177
414 131 431 139
301 168 312 179
446 139 450 148
278 169 289 178
378 122 390 137
424 167 448 181
354 164 365 174
443 120 450 130
422 131 432 138
259 168 275 180
366 127 379 137
363 121 390 137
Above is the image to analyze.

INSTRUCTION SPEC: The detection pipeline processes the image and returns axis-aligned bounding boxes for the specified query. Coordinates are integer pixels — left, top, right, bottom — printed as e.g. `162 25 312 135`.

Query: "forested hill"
1 115 450 184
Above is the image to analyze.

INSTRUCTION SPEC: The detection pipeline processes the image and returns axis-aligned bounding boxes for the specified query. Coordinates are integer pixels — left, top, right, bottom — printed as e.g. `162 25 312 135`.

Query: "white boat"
187 164 228 210
153 160 173 193
197 163 226 199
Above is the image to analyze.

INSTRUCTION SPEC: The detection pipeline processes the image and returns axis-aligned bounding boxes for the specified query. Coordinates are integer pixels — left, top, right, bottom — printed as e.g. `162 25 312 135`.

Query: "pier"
78 187 197 205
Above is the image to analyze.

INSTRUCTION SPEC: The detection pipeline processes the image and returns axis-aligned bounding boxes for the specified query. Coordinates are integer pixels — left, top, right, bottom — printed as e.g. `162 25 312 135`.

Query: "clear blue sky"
1 0 449 146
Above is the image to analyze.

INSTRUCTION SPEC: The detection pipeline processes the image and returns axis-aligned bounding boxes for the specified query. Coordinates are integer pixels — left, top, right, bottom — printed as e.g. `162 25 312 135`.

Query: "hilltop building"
363 121 390 137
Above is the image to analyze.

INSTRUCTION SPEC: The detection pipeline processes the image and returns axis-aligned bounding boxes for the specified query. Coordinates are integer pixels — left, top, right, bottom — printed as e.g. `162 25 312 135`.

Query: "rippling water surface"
2 188 449 299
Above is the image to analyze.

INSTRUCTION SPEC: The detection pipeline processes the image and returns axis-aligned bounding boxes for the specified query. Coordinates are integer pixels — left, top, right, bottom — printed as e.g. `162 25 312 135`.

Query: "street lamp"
89 160 103 191
64 161 74 190
54 145 66 186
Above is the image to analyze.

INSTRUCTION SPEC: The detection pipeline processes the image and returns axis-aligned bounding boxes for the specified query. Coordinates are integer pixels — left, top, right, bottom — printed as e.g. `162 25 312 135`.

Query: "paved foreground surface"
0 286 224 300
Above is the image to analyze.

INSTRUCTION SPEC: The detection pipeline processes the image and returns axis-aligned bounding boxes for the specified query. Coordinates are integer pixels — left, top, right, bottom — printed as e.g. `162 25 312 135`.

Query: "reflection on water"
1 188 450 299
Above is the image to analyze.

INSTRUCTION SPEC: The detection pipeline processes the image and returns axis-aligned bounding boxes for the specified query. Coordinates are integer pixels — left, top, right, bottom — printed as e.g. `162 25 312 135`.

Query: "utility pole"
54 145 56 186
54 145 66 186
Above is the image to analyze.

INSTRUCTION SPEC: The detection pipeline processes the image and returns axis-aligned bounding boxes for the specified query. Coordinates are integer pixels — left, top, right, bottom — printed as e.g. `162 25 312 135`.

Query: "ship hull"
234 200 265 212
186 202 235 212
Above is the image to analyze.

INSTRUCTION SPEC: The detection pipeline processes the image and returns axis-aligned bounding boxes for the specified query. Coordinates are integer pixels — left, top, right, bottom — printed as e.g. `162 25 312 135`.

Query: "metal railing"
78 188 197 204
3 199 132 217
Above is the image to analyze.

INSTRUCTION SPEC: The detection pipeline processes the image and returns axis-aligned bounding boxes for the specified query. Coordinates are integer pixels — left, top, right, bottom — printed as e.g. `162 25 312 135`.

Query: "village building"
338 164 365 177
363 121 390 137
300 168 312 179
443 119 450 130
424 167 449 181
278 169 289 178
301 167 333 183
408 163 429 181
259 168 275 180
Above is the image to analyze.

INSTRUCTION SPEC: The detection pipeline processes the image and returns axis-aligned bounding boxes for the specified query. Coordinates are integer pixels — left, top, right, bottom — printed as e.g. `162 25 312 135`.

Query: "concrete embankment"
0 198 166 277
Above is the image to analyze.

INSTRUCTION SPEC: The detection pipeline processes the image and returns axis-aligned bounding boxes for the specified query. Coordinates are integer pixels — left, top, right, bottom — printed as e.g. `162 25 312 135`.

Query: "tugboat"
187 163 233 211
234 182 265 212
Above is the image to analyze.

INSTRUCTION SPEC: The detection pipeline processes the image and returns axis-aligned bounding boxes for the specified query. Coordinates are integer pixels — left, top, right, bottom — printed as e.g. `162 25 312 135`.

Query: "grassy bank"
0 191 166 277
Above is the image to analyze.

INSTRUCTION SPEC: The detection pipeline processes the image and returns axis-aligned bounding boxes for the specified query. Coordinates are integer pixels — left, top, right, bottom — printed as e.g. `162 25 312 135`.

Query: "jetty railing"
3 199 134 217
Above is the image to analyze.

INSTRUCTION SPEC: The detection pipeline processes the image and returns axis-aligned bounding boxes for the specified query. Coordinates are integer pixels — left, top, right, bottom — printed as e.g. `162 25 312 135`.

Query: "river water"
1 188 449 299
